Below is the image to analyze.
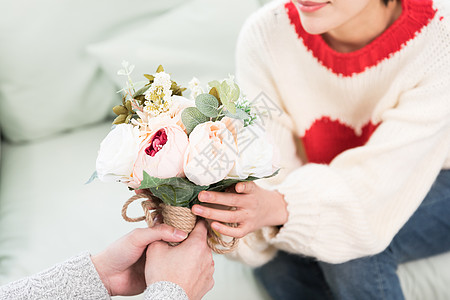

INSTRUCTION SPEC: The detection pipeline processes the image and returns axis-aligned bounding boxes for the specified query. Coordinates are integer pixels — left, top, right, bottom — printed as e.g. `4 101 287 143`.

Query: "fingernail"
211 222 220 230
174 229 188 239
238 183 245 193
193 205 204 214
200 192 210 201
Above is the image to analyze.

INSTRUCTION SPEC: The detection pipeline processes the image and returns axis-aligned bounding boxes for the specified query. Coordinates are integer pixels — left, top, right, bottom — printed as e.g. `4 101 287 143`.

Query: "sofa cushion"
0 0 185 142
87 0 260 88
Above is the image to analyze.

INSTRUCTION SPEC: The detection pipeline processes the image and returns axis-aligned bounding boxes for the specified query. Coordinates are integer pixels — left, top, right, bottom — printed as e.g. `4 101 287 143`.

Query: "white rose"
96 124 142 183
228 124 277 179
184 121 237 186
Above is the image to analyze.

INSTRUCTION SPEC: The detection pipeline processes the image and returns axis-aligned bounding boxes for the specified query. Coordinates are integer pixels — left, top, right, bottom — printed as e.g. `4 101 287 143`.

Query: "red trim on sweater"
285 0 436 76
301 117 380 164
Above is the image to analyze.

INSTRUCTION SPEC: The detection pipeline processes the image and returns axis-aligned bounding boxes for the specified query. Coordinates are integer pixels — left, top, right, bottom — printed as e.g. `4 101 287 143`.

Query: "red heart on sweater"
301 117 379 164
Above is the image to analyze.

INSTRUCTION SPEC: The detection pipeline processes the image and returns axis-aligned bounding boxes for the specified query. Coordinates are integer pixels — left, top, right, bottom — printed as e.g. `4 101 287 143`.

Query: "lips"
297 1 329 13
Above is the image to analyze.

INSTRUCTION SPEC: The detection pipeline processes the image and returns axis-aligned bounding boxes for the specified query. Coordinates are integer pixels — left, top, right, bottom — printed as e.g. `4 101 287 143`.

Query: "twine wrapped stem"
122 191 239 253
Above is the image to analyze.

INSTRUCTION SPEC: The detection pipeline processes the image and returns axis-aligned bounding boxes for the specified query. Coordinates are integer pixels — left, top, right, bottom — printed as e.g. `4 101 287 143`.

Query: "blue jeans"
254 169 450 300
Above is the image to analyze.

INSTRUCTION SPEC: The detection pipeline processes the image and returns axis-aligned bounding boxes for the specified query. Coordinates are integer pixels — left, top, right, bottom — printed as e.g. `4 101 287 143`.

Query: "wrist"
91 254 113 296
267 190 288 227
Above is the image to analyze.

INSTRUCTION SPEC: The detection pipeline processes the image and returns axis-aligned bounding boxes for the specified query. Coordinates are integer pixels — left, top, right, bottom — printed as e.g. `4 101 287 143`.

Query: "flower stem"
215 106 225 122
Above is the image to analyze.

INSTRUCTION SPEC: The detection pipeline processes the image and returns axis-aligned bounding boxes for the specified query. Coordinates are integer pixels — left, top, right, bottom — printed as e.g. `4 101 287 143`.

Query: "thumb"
183 220 208 244
128 225 188 249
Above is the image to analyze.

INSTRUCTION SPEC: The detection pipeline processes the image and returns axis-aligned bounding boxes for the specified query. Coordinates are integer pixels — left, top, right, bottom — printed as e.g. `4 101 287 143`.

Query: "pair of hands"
91 221 214 300
192 182 288 238
91 182 285 299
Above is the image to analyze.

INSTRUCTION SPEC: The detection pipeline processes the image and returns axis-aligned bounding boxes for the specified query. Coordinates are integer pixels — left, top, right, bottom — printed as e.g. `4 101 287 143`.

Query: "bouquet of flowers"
93 62 278 253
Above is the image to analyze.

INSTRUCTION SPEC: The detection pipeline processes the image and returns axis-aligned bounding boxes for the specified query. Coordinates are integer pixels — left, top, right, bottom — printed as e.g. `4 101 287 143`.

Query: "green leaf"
113 114 127 125
208 80 221 89
221 79 240 103
133 84 151 98
195 93 219 117
224 108 250 120
209 87 221 104
156 65 165 73
112 105 127 116
143 74 155 82
139 172 208 207
207 178 241 192
208 79 240 114
181 107 209 135
206 170 280 193
85 171 98 185
137 170 279 207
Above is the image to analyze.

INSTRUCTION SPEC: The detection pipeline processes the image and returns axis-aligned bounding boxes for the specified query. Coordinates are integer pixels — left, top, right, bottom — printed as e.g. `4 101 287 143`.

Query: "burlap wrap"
121 191 238 253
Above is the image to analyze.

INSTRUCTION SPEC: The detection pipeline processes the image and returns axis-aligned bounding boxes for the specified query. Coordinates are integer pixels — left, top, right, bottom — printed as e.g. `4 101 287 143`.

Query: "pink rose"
184 121 238 186
128 124 189 189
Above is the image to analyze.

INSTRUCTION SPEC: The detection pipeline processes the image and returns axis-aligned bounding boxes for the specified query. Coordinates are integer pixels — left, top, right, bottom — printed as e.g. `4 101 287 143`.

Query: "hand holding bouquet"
93 62 278 253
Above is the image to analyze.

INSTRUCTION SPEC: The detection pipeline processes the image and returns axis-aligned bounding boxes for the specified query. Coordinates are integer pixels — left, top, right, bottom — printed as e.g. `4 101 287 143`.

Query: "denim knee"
318 249 404 300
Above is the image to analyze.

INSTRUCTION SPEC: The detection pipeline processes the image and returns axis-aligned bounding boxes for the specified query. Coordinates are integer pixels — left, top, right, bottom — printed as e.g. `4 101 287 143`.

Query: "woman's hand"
145 220 215 300
192 181 288 238
91 224 188 296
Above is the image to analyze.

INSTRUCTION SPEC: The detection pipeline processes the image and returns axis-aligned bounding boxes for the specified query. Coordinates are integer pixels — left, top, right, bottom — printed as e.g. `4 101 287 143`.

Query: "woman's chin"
300 20 330 35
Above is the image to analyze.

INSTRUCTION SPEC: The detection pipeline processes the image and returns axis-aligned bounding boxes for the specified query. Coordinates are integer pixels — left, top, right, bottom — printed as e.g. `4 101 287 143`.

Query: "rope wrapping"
121 191 239 253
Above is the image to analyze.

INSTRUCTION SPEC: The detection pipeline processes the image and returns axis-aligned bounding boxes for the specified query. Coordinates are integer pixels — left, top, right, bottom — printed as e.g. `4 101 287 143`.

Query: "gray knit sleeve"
144 281 189 300
0 252 110 300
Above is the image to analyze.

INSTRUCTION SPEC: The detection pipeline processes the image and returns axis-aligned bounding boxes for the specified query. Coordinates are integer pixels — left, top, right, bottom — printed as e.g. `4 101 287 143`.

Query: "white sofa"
0 1 449 299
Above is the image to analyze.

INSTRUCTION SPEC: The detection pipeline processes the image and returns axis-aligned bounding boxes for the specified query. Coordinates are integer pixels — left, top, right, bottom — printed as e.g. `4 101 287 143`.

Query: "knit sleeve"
232 4 450 265
227 7 304 267
0 252 110 300
144 281 188 300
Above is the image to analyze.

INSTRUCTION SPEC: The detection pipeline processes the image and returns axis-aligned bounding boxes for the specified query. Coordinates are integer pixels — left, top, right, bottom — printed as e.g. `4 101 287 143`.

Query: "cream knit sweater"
230 0 450 266
0 252 188 300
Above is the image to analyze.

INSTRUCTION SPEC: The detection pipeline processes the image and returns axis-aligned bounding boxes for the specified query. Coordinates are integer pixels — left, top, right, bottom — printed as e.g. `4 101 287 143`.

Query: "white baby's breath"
188 77 204 100
144 71 173 116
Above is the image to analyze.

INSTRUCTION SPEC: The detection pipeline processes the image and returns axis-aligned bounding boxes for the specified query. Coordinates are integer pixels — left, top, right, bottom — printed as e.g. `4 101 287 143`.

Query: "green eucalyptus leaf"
224 108 250 120
208 79 240 114
181 107 209 135
195 93 219 117
220 80 239 113
208 80 221 89
222 80 240 103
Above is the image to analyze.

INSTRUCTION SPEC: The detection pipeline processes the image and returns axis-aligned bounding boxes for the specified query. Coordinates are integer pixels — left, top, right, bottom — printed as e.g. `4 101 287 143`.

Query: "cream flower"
188 77 204 100
184 121 237 186
96 124 142 183
144 71 173 116
227 123 278 179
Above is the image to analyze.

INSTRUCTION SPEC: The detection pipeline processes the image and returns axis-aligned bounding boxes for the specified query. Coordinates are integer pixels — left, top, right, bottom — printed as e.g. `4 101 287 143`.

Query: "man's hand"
91 224 188 296
145 220 215 300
